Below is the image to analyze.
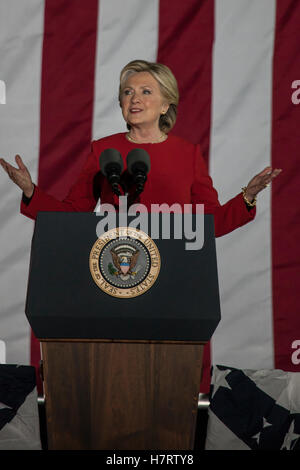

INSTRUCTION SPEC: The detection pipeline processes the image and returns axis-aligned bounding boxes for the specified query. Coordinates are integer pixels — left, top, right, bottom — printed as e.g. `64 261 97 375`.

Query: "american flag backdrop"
0 0 299 394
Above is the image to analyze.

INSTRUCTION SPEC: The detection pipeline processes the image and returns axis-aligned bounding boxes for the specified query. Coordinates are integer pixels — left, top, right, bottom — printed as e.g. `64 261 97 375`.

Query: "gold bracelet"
241 187 257 207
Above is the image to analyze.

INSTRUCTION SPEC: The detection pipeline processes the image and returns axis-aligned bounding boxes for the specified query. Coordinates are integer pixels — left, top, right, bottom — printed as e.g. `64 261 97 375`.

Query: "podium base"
41 339 204 450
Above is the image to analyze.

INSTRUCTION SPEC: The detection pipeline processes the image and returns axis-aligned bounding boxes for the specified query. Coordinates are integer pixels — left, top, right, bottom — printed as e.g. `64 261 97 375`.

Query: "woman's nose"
130 92 140 103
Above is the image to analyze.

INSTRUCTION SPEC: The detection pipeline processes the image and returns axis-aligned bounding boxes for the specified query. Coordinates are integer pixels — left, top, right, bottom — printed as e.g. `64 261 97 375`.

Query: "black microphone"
99 148 124 196
126 149 151 195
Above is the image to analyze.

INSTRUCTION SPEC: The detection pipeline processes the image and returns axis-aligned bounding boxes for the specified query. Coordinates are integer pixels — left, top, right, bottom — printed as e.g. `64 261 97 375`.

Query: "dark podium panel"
25 212 221 341
25 212 221 450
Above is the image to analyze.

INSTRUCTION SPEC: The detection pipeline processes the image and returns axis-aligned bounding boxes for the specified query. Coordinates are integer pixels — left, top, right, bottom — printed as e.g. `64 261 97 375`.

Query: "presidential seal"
89 227 160 298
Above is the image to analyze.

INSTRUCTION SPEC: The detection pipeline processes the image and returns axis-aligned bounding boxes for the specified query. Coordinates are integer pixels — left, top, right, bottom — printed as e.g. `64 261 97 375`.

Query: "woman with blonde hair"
0 59 281 236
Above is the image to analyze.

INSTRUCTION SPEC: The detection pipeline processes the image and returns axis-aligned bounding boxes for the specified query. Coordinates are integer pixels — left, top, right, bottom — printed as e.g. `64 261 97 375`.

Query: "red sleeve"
20 142 99 221
191 144 256 237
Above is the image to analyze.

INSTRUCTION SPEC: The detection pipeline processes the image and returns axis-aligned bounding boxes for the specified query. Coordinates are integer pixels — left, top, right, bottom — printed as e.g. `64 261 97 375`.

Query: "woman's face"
120 71 169 131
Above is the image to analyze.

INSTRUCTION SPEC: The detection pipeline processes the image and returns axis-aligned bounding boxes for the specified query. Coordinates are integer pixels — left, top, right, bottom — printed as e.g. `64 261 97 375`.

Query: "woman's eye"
123 89 151 96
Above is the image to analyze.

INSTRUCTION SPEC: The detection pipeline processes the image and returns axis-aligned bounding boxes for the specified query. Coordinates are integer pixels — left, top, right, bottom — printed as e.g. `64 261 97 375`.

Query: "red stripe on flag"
272 0 300 372
38 0 99 198
157 0 215 392
31 0 99 390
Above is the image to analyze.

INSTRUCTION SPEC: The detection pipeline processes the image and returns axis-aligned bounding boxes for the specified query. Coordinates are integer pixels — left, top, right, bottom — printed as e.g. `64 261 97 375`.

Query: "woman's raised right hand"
0 155 34 198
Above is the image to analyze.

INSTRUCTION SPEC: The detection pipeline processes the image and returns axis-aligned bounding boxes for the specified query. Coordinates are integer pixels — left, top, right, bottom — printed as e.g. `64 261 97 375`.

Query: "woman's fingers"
0 158 16 176
256 168 281 183
245 167 282 200
0 156 34 195
258 166 272 176
0 158 10 173
15 154 27 171
271 168 282 178
262 168 282 186
257 167 281 179
0 155 27 178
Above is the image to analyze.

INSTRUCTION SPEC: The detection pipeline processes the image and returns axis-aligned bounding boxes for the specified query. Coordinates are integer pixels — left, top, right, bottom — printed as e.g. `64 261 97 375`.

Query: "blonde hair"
119 60 179 133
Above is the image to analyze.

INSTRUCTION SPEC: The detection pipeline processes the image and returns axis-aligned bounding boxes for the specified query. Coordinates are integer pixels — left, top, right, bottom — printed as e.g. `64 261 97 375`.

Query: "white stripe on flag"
210 0 276 368
92 0 159 140
0 0 44 364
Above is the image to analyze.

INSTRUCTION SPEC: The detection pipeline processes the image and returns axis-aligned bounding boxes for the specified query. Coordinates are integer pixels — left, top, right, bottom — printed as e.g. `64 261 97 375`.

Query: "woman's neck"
127 126 166 144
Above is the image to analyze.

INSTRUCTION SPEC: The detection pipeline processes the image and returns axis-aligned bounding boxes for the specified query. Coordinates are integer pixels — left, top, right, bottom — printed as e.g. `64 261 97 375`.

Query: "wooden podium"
26 213 220 450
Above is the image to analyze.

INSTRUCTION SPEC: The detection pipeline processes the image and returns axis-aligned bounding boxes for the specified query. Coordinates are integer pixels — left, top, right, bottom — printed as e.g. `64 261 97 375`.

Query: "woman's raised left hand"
244 166 282 202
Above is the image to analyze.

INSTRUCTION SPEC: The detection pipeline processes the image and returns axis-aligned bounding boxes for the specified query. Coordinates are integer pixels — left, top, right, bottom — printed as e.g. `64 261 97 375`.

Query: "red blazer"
21 133 255 237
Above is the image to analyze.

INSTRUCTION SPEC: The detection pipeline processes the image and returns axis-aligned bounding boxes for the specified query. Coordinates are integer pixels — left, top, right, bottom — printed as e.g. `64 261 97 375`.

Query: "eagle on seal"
110 249 140 276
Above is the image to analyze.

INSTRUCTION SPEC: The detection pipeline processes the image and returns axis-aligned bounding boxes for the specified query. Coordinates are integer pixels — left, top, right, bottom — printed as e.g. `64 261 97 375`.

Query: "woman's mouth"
129 108 142 113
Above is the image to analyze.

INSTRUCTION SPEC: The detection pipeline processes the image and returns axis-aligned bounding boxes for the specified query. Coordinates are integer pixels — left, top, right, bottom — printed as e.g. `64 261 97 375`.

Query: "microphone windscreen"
126 149 151 174
99 148 123 176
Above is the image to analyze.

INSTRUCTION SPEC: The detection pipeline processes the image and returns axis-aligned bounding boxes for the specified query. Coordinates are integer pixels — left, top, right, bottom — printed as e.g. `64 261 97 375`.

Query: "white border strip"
0 0 44 364
210 0 276 369
92 0 159 140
